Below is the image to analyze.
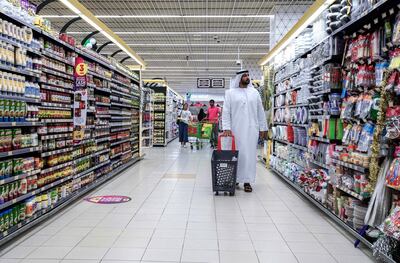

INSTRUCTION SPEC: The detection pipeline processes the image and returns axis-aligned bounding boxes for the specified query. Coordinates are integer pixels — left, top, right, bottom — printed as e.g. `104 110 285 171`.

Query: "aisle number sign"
75 61 88 76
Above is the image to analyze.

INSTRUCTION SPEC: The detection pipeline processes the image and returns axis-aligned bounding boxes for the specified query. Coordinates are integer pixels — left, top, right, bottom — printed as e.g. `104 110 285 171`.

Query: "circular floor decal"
85 195 131 204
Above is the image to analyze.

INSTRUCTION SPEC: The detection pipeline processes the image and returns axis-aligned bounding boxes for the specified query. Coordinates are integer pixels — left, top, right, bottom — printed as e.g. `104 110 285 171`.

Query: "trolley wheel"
190 145 193 150
215 191 219 196
229 192 234 196
224 192 228 196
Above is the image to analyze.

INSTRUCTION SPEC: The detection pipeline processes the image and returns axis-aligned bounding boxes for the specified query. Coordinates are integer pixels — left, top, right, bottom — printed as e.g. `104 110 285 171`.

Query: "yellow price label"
75 62 88 76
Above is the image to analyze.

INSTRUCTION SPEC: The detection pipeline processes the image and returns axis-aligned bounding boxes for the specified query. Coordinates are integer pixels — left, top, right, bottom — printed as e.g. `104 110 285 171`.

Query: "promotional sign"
73 57 88 142
85 195 132 204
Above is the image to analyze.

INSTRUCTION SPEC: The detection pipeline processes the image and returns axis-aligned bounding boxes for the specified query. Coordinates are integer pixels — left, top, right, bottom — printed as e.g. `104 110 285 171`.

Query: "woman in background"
197 108 206 122
178 103 192 147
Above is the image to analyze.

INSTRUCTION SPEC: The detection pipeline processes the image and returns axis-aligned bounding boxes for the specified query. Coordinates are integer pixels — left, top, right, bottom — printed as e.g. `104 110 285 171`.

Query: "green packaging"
4 212 9 230
0 213 4 232
9 100 15 118
4 100 9 119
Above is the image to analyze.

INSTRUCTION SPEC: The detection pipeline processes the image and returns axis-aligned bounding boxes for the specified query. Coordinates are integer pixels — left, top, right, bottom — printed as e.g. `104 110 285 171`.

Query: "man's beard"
241 79 250 86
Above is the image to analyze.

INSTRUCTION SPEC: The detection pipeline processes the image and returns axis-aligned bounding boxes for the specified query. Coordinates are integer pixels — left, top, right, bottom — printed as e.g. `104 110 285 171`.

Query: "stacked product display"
0 4 141 244
141 87 154 148
269 0 399 261
147 83 182 146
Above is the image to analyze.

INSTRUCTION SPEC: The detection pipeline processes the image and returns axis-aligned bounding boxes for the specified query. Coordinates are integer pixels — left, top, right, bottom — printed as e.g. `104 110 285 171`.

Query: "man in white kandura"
222 70 267 193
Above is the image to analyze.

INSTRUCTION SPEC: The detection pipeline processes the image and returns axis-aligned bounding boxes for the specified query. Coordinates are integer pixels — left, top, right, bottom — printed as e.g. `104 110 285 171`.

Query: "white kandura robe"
222 85 267 183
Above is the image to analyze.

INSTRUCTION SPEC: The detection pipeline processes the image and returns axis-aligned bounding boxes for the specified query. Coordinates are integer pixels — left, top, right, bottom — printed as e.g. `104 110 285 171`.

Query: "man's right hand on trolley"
222 130 232 137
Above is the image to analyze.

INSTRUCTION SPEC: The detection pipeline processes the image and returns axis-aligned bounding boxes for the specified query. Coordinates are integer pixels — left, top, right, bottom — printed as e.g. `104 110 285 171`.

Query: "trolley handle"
218 134 236 152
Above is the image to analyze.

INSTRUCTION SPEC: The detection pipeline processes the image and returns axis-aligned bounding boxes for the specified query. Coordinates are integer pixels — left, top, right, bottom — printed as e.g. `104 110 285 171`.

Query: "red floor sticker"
85 195 131 204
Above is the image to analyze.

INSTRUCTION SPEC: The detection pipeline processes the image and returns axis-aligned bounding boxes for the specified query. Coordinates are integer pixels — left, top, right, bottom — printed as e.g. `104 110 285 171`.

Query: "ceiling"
33 0 312 95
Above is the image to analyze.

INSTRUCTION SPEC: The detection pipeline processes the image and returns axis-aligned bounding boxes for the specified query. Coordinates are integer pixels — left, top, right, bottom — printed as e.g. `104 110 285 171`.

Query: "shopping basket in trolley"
188 122 203 150
211 135 239 196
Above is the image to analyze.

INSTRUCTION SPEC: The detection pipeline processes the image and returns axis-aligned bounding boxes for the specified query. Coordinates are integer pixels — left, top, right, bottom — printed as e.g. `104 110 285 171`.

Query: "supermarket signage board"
211 78 225 88
85 195 132 204
197 78 225 88
197 78 210 88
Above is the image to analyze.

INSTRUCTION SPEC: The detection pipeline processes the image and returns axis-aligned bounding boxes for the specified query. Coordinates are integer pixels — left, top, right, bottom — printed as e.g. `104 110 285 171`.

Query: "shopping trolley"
188 122 203 150
211 135 239 196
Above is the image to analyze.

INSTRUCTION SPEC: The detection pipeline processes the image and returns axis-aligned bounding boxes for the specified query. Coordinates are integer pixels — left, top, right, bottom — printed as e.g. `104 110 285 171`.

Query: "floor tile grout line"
178 153 198 263
253 168 300 263
136 148 183 261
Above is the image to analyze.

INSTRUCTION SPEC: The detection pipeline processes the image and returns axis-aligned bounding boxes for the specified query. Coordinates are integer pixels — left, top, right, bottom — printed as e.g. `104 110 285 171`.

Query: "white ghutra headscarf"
230 70 254 89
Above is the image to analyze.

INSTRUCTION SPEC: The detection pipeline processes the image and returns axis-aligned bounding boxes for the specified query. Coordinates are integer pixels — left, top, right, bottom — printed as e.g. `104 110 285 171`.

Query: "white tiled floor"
0 142 376 263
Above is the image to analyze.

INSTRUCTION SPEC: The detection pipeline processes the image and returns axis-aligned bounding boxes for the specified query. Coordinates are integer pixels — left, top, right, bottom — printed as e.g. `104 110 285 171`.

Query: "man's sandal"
244 183 253 192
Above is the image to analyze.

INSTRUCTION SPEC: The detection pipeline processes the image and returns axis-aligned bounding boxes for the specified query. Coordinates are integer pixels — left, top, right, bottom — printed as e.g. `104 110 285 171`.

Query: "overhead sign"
197 78 225 89
197 78 211 88
211 78 225 88
85 195 132 204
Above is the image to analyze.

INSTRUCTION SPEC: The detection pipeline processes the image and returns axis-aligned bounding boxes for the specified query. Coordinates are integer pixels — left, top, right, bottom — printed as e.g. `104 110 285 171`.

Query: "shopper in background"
222 70 267 192
198 108 207 122
178 103 192 148
207 99 220 148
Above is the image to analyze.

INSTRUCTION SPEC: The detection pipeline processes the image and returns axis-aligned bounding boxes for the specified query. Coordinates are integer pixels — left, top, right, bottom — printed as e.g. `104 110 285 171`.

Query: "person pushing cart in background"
206 99 220 148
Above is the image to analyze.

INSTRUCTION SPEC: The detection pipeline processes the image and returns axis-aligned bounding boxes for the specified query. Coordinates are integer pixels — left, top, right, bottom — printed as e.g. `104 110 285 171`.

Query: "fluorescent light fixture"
66 31 270 35
42 15 274 19
137 52 266 55
259 0 335 66
58 0 146 67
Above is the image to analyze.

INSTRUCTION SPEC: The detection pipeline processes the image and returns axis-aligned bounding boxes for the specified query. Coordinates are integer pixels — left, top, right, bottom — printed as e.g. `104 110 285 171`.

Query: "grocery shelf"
41 160 74 174
96 114 111 118
112 89 133 98
112 79 131 89
111 127 131 132
0 63 41 78
110 150 131 159
40 84 73 94
89 71 112 81
41 102 73 109
111 102 133 108
335 185 369 201
95 102 111 107
0 94 40 104
0 169 41 185
309 136 330 143
0 147 41 159
110 122 131 127
41 147 74 157
308 159 330 170
0 121 42 127
73 160 111 179
112 116 131 120
41 50 74 66
331 159 368 173
94 87 112 93
111 138 131 146
42 119 73 123
42 68 74 80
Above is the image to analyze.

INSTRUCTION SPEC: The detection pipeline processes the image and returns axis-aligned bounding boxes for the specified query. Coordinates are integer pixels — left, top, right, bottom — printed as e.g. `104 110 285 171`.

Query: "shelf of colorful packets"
0 155 140 242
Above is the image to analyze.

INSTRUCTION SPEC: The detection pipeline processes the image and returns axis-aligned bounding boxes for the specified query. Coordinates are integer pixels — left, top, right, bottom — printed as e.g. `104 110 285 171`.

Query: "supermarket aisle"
0 142 374 263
